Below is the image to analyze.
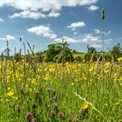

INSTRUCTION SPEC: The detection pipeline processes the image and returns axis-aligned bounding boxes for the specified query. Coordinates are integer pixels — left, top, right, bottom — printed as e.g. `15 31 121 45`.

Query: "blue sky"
0 0 122 55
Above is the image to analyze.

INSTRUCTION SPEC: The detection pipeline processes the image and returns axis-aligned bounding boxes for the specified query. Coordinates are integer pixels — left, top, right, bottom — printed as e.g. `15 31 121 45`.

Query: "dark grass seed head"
58 112 64 118
50 111 55 118
34 91 39 96
27 112 33 119
32 103 36 109
74 118 79 122
20 87 25 94
31 118 37 122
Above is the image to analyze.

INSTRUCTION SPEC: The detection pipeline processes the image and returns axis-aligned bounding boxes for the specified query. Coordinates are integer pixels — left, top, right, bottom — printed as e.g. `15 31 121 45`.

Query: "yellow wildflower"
43 73 49 80
104 62 110 68
117 57 122 62
81 101 89 109
80 101 89 117
89 67 93 72
6 89 14 97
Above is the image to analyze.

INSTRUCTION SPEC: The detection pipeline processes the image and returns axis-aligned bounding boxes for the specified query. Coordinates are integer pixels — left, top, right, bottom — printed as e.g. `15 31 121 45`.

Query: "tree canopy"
45 42 74 62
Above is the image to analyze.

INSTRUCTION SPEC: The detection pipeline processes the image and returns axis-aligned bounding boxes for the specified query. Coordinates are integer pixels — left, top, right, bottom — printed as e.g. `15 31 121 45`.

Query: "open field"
0 59 122 122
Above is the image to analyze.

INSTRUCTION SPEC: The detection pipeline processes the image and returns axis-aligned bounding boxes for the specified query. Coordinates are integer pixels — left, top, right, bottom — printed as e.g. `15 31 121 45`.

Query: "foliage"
84 53 98 62
74 55 83 62
14 53 21 62
45 43 74 62
84 46 97 62
88 47 96 54
111 43 122 61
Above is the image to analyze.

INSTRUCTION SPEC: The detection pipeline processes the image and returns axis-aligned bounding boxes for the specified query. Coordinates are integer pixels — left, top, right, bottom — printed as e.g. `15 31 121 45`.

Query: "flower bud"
35 91 39 96
31 118 37 122
27 112 32 119
20 87 24 94
58 112 64 118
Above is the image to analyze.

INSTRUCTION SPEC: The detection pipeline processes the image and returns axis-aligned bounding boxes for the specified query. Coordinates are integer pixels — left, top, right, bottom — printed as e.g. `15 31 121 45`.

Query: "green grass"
0 60 122 122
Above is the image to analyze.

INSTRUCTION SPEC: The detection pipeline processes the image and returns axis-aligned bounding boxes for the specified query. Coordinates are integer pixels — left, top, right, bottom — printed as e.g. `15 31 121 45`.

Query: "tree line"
1 41 122 63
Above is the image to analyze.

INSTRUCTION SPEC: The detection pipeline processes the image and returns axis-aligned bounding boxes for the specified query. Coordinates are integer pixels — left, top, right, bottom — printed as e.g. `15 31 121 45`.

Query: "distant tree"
74 56 83 62
14 53 21 62
45 42 74 62
45 44 60 62
72 49 77 53
111 43 122 60
89 47 96 54
84 45 97 62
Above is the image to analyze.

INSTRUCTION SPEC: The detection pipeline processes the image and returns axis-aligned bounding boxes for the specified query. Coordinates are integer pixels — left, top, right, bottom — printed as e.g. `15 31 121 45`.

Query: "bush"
111 43 122 61
14 53 21 62
84 53 97 62
74 56 83 62
45 43 74 62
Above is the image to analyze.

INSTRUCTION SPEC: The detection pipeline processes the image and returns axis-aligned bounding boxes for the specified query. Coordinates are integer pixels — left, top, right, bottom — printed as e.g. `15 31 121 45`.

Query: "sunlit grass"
0 59 122 122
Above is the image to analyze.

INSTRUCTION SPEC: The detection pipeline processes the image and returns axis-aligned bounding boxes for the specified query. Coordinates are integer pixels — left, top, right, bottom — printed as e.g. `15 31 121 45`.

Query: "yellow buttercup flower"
81 101 89 109
104 62 110 68
80 101 89 117
6 89 14 97
117 57 122 61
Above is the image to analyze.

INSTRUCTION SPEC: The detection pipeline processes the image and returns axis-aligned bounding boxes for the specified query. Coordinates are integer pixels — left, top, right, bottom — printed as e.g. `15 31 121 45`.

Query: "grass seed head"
58 112 64 118
27 112 33 119
31 118 37 122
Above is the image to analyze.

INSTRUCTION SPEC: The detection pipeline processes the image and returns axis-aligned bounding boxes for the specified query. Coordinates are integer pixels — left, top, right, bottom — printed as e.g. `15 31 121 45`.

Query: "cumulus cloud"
10 10 60 19
104 30 111 35
0 0 98 19
94 29 112 36
94 29 100 34
81 33 100 43
90 44 101 48
27 25 57 39
55 33 101 43
54 31 112 49
88 5 99 11
55 36 78 43
0 18 4 22
67 21 86 31
0 35 16 41
48 11 60 17
10 10 46 19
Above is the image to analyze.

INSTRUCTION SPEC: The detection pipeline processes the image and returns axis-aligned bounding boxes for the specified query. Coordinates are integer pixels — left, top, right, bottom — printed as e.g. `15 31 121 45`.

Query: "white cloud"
104 30 111 35
55 31 112 50
10 10 46 19
55 33 101 44
10 10 60 19
0 35 16 41
0 18 4 22
48 11 60 17
88 5 99 11
27 25 57 39
94 29 100 34
67 21 86 31
0 0 98 19
90 44 101 48
0 0 98 10
81 33 100 43
74 32 78 35
94 29 112 36
55 36 78 43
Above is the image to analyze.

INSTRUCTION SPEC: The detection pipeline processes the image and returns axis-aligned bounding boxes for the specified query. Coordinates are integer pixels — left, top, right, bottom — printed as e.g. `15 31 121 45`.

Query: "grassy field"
0 58 122 122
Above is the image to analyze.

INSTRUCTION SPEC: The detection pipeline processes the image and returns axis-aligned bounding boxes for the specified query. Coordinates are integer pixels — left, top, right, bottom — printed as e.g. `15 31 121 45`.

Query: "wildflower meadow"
0 53 122 122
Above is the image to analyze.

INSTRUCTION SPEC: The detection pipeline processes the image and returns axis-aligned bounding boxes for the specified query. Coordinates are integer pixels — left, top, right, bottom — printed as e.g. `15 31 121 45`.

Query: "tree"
45 42 74 62
111 43 122 60
84 45 97 62
2 40 11 59
14 53 21 62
